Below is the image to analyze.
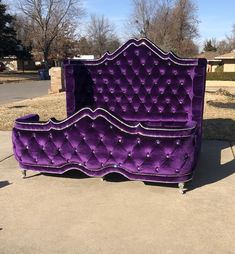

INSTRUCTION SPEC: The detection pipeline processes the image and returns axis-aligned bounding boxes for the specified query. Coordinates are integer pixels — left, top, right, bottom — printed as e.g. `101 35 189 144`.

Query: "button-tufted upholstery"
65 39 206 131
12 38 206 184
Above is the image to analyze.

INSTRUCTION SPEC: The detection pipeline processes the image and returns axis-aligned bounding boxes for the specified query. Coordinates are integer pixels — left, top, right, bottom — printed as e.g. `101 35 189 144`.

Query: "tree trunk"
43 49 49 70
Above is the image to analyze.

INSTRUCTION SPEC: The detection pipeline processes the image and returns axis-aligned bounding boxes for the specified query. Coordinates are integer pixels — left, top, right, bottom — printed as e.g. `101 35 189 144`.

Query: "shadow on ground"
12 97 27 100
7 105 28 109
188 141 235 192
206 100 235 109
44 170 90 180
44 170 129 182
0 180 11 189
203 118 235 141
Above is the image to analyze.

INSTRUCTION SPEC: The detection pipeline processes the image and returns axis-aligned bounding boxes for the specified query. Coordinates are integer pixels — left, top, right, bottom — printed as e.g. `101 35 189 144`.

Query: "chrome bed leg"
21 170 26 179
178 182 185 194
101 176 106 181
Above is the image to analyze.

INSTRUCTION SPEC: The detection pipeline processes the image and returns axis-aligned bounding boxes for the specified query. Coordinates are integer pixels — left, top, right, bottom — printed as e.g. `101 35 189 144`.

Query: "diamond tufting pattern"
65 39 205 131
12 38 206 183
13 111 196 175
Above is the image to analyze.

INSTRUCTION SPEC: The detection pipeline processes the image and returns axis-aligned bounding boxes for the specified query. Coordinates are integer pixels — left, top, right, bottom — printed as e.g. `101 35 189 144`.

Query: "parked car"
0 62 6 72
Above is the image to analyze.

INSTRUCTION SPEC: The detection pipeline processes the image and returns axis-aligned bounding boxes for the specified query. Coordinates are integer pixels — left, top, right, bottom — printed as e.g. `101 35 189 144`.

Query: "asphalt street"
0 80 50 104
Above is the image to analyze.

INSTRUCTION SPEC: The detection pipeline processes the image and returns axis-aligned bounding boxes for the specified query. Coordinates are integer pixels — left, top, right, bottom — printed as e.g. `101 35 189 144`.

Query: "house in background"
215 50 235 72
0 56 36 71
0 56 18 71
72 55 95 60
197 51 221 72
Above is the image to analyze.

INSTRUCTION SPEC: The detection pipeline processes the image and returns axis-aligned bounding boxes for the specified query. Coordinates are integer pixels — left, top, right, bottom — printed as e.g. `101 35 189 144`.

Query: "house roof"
196 51 220 61
215 50 235 59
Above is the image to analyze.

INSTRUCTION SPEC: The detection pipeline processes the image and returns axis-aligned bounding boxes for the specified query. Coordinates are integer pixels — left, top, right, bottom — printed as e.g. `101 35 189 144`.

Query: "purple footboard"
13 108 198 183
12 38 207 185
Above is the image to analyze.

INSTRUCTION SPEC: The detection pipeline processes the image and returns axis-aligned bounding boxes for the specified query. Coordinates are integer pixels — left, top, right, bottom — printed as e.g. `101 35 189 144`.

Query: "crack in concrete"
0 154 14 163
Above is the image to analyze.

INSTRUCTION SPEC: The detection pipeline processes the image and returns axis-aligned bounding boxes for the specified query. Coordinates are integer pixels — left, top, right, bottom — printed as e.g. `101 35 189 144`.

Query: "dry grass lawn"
0 90 234 141
203 90 235 141
0 93 66 130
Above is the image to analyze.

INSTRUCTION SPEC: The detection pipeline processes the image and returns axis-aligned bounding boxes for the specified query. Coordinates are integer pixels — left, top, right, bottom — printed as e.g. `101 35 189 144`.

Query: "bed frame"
12 38 206 193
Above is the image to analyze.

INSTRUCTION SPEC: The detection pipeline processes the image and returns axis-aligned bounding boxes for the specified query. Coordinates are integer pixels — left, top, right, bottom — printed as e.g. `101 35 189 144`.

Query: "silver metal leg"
101 176 106 181
21 170 26 179
178 182 185 194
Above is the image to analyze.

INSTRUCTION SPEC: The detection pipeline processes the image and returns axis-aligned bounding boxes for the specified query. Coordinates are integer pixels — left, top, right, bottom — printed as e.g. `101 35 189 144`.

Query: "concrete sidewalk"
0 131 13 161
0 131 235 254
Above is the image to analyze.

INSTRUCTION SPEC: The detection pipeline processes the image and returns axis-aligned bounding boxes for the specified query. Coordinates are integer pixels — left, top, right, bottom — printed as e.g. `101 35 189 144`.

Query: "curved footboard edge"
13 108 199 184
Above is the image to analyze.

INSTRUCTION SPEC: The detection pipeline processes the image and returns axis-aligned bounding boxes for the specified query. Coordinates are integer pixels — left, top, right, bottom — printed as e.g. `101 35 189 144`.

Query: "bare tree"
49 33 80 61
18 0 83 67
208 24 235 54
149 0 173 48
128 0 199 57
170 0 199 56
77 37 93 55
13 14 32 48
87 15 120 57
217 40 232 54
130 0 157 37
226 24 235 50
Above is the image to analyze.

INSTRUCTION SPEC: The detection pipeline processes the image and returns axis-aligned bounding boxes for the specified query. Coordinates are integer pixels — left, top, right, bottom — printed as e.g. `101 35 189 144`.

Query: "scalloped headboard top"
64 38 206 127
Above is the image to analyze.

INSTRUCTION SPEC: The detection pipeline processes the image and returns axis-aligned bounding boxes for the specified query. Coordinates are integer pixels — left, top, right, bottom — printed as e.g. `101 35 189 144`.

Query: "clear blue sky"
83 0 235 49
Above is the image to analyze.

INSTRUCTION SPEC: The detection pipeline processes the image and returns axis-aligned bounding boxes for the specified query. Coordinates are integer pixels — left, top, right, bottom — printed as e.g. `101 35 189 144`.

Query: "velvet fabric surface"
12 38 206 183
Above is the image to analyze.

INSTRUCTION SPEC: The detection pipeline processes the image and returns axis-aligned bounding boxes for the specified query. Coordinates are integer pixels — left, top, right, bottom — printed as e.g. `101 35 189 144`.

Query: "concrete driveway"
0 131 235 254
0 80 50 104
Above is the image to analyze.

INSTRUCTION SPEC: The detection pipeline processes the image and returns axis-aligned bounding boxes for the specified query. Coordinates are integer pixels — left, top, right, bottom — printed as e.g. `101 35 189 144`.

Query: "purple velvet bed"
12 38 206 193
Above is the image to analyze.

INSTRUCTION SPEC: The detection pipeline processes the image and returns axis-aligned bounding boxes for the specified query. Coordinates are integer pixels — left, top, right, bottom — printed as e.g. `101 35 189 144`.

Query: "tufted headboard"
64 38 206 131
